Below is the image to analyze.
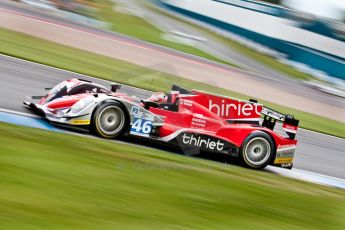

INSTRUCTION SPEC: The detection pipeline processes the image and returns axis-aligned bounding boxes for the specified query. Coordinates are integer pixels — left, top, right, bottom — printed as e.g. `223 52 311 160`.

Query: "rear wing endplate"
261 107 299 140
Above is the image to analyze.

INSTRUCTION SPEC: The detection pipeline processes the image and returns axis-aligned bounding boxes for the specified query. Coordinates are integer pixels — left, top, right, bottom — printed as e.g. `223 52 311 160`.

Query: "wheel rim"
244 137 271 166
97 106 125 136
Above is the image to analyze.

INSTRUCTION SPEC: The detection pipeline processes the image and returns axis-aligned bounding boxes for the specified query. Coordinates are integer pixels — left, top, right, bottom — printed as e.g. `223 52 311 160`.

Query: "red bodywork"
149 91 297 150
36 78 298 165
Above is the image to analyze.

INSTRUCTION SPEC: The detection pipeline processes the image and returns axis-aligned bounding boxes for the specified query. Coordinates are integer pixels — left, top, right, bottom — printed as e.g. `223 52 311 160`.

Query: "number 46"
132 119 152 134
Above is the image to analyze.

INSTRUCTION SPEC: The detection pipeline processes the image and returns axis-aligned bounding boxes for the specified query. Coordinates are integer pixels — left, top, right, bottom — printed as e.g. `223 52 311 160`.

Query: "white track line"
0 108 41 118
266 166 345 189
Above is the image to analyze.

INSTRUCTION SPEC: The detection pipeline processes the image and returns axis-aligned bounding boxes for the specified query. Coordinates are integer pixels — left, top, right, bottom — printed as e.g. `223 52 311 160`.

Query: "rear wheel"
91 102 127 139
239 132 274 169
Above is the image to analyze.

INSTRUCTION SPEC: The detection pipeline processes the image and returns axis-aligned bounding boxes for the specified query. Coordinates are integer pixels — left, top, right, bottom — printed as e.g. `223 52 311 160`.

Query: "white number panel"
130 118 153 136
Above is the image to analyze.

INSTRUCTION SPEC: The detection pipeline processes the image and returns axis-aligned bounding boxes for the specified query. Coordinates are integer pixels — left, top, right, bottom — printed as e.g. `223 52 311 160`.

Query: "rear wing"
261 107 299 140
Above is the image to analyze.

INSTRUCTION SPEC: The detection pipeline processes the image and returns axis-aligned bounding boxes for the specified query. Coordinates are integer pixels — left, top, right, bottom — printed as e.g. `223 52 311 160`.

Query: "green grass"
148 4 313 80
1 122 345 229
92 0 234 67
0 27 344 138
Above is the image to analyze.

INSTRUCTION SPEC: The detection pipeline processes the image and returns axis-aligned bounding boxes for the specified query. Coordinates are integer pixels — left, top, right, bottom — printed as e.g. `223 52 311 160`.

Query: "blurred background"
7 0 345 95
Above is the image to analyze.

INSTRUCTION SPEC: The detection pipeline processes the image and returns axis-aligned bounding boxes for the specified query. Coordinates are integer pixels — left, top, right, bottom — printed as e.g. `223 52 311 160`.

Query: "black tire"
239 131 275 169
91 101 127 139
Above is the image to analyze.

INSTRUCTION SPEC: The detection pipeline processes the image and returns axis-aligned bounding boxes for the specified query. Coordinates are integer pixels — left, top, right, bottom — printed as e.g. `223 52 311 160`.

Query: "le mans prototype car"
24 78 299 169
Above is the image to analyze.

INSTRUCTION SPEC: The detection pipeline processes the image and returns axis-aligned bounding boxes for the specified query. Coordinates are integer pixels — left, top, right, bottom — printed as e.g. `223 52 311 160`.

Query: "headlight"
69 96 94 115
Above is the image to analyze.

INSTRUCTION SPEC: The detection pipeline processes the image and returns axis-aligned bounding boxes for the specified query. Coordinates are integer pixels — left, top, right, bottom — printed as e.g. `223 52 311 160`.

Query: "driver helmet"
148 92 168 103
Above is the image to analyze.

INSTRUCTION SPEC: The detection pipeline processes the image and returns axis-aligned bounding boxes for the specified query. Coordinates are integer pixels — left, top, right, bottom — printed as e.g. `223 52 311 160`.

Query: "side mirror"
111 83 121 92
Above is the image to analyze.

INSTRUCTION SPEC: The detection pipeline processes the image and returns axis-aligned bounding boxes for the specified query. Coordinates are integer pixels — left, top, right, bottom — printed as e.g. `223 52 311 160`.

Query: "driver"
147 92 168 103
142 91 180 110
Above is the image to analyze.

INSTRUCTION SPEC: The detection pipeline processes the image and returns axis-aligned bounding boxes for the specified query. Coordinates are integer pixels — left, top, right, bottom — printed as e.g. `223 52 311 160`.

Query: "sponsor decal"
191 114 206 128
209 99 261 117
283 123 298 133
70 119 90 125
274 157 293 164
163 131 238 156
181 99 192 107
181 133 224 151
130 106 140 115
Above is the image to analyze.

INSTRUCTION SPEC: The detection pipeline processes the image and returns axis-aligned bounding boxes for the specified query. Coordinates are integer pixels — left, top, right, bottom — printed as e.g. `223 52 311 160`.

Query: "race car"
24 78 299 169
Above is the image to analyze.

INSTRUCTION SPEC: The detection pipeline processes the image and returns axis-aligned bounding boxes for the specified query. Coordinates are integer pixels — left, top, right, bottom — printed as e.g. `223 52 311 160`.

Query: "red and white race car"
24 78 299 169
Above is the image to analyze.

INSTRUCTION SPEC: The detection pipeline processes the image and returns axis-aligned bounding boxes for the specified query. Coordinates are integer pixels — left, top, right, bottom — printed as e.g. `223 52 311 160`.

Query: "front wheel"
239 132 274 169
91 102 127 139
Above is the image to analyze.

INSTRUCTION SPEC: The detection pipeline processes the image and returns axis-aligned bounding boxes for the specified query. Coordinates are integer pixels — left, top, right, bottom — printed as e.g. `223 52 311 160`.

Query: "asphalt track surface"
1 55 345 180
1 0 345 123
